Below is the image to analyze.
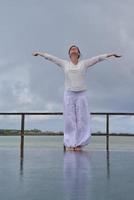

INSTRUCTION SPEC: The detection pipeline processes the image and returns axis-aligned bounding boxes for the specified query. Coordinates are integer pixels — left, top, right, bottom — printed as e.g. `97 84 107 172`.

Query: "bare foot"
66 147 75 151
74 146 82 151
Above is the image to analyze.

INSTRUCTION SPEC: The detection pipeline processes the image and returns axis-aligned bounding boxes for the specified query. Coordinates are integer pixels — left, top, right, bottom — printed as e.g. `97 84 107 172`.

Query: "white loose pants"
63 90 92 148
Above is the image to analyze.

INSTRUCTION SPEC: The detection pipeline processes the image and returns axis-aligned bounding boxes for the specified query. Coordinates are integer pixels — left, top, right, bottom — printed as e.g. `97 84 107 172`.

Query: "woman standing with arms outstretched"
32 45 121 151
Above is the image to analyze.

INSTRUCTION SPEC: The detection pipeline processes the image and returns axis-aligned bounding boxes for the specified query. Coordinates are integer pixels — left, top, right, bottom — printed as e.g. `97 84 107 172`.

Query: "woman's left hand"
113 54 122 58
107 53 122 58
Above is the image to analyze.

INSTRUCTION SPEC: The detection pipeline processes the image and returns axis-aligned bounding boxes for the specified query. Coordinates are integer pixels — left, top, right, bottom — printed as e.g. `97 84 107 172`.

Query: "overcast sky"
0 0 134 133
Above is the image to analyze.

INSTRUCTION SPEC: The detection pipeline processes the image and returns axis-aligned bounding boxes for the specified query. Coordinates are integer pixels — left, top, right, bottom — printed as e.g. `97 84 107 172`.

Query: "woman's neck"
70 56 79 65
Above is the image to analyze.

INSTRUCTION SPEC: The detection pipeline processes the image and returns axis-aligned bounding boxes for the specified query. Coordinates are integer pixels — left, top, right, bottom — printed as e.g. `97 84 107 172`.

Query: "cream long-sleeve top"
43 53 109 91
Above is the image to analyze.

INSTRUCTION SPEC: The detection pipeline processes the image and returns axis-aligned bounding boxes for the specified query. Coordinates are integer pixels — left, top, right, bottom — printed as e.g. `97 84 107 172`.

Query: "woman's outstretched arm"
32 51 66 68
83 53 122 68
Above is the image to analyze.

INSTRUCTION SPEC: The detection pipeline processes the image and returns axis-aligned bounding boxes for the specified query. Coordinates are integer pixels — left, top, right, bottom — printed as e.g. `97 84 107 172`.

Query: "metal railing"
0 112 134 158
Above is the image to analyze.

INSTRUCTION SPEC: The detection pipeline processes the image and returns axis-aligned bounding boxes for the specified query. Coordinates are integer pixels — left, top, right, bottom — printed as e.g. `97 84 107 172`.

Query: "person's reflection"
63 150 91 200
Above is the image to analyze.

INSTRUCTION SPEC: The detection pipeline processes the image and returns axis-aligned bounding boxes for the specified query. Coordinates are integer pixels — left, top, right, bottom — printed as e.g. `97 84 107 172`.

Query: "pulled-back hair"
68 45 81 59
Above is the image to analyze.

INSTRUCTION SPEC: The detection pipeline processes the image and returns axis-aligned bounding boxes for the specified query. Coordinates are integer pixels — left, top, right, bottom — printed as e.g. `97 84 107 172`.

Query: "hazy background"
0 0 134 133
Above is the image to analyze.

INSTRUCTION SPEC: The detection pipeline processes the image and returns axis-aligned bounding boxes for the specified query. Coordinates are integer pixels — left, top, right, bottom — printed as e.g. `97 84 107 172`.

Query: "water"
0 135 134 150
0 136 134 200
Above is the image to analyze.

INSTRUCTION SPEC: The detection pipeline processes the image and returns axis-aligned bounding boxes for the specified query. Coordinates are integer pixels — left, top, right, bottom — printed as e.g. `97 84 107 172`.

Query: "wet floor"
0 146 134 200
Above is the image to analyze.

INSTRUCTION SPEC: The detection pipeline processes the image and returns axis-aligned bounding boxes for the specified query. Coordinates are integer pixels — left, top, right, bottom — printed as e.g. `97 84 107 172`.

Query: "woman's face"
69 46 80 58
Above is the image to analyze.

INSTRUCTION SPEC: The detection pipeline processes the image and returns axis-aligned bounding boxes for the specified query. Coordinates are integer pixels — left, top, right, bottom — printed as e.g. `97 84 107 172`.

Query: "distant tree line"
0 129 134 136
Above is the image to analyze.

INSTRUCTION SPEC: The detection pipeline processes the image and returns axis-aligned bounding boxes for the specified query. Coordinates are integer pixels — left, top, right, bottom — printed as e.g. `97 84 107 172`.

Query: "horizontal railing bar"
0 112 134 115
91 112 134 115
0 112 63 115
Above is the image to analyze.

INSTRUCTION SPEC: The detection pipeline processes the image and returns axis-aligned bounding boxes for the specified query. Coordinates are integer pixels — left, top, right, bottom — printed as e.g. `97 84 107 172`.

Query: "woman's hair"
68 45 81 59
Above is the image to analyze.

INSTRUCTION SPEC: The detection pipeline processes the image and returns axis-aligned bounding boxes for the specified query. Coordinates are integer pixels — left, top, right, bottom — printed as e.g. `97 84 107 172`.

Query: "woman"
32 45 121 151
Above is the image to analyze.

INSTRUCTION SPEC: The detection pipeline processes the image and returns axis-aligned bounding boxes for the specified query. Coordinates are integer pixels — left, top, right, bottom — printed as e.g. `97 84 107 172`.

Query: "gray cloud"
0 0 133 132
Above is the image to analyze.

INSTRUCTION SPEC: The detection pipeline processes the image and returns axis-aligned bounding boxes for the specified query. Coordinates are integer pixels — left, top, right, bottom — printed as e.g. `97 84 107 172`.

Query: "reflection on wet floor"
63 150 92 200
1 148 134 200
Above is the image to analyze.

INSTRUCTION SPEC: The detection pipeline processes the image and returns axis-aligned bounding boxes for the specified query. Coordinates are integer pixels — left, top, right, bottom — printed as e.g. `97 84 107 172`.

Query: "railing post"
20 114 25 159
106 114 109 151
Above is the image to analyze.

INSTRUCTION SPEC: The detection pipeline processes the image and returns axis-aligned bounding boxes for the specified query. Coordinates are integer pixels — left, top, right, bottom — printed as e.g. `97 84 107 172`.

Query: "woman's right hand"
32 52 39 56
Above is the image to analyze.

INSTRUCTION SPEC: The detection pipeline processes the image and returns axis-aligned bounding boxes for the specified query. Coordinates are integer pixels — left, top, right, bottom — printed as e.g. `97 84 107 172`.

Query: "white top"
43 53 108 91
